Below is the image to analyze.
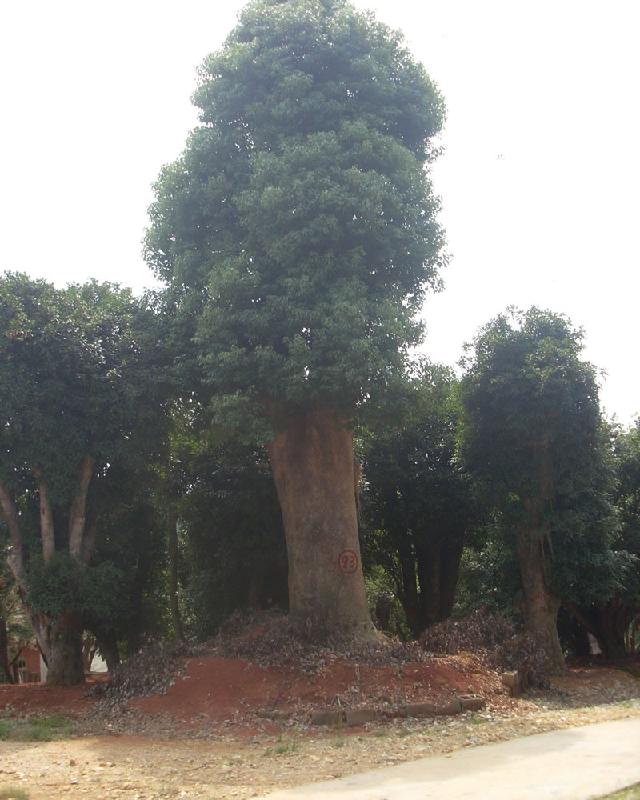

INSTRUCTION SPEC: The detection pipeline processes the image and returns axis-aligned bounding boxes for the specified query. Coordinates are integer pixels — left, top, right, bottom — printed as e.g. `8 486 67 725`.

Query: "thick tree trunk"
97 635 120 674
167 509 184 641
267 410 376 643
46 612 85 686
516 529 565 673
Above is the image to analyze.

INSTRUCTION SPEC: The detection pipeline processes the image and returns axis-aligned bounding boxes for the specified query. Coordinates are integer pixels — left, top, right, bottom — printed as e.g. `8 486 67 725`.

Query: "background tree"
459 307 617 672
0 273 167 684
567 421 640 657
178 436 288 639
83 463 171 671
145 0 446 640
363 364 477 636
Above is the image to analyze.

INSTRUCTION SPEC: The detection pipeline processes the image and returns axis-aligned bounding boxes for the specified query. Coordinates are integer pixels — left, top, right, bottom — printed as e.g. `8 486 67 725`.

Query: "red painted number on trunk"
338 549 358 574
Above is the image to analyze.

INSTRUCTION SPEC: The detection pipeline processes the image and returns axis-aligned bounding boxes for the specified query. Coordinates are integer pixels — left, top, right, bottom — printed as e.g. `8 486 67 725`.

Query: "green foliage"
459 307 620 607
145 0 446 428
364 565 410 639
27 554 124 622
454 535 521 619
613 421 640 601
0 273 166 502
178 437 287 638
88 465 171 652
362 363 477 633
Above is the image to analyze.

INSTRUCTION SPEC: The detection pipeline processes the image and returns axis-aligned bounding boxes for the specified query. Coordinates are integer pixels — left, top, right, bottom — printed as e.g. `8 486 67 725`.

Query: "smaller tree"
363 364 477 636
0 274 166 684
459 308 616 672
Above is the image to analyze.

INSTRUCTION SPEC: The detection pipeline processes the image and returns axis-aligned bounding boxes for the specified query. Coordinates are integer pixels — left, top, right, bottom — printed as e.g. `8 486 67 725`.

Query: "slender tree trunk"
167 509 184 641
516 528 565 673
69 457 94 558
414 534 464 633
396 536 421 637
267 410 376 643
82 634 97 673
0 617 12 683
439 536 464 621
0 481 26 593
35 474 55 564
46 611 85 686
416 540 441 629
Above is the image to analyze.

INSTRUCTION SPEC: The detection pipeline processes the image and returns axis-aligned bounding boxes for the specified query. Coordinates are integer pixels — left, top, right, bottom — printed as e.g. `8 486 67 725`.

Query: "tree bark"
439 536 464 621
69 457 94 559
35 473 55 564
396 536 421 637
417 540 441 628
0 481 26 592
167 509 184 641
0 617 12 683
516 528 565 673
267 410 376 642
45 611 85 686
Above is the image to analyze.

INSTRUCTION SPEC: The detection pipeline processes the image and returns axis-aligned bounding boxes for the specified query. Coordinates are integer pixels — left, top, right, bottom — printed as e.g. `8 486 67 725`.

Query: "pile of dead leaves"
89 639 194 707
214 609 429 672
420 609 550 687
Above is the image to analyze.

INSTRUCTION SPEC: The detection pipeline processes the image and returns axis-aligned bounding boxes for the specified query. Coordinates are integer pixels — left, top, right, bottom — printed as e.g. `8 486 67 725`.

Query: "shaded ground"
0 660 639 799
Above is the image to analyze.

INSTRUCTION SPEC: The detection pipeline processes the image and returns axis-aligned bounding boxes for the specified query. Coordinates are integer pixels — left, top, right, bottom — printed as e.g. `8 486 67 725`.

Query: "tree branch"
68 456 95 559
33 469 55 563
0 480 26 590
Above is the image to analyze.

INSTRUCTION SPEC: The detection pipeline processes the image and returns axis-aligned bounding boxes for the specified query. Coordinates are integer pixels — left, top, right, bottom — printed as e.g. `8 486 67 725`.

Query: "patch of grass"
597 784 640 800
264 737 299 757
0 715 73 742
0 788 30 800
330 737 346 748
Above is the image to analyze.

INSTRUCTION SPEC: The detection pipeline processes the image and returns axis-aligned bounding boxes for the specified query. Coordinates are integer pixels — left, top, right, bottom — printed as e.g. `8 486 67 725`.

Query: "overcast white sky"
1 1 638 423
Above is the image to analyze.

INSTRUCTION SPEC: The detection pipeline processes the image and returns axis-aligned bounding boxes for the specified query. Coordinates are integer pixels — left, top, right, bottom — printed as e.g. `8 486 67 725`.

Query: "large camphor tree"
0 273 164 684
459 308 617 673
145 0 446 640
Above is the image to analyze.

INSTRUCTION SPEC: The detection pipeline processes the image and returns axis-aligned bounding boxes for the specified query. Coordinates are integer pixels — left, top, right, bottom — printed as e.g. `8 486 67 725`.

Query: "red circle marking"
338 549 358 574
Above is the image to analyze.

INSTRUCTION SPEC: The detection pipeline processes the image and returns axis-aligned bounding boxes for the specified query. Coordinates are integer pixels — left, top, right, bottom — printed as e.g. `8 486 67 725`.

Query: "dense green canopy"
0 273 164 502
145 0 445 425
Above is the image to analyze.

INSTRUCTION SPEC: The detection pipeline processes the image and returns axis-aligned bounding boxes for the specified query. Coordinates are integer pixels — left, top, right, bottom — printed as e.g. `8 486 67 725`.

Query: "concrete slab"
259 717 640 800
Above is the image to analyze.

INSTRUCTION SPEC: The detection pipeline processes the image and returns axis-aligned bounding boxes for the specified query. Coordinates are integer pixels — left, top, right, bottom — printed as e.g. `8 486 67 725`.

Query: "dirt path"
1 692 640 799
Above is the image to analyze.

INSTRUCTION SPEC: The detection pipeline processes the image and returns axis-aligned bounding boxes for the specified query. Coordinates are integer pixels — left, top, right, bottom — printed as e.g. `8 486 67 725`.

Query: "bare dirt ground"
0 659 639 800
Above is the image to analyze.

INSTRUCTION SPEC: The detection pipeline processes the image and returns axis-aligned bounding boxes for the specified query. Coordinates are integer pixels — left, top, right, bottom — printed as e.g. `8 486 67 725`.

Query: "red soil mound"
0 680 98 716
130 653 508 725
